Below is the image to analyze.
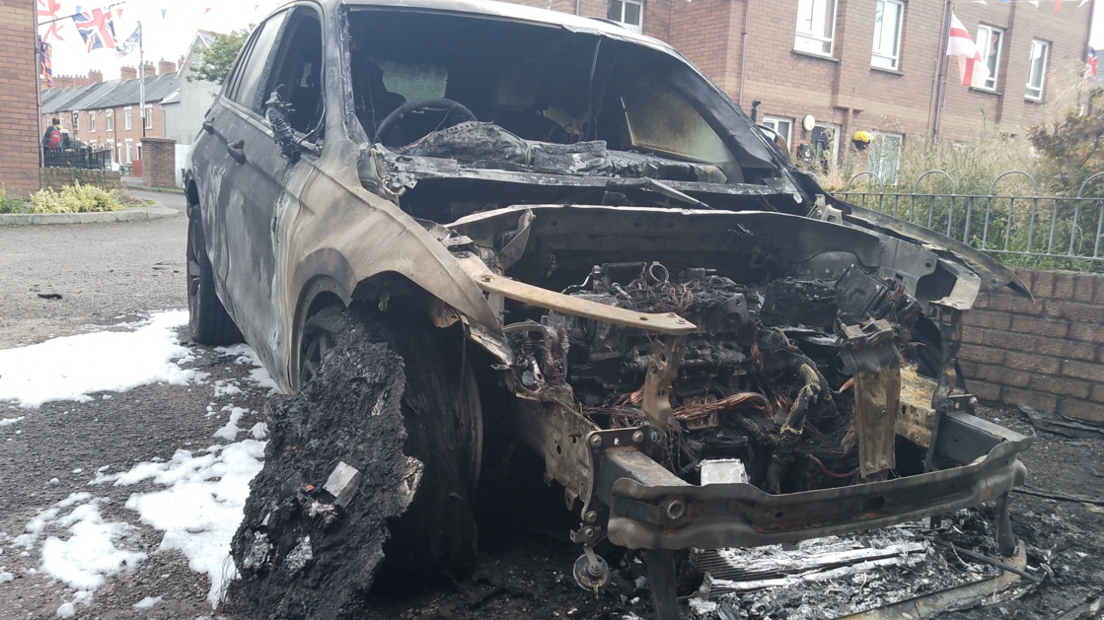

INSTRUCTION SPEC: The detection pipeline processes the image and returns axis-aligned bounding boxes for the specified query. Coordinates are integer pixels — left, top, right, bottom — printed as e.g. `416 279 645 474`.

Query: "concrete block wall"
40 168 123 190
960 269 1104 422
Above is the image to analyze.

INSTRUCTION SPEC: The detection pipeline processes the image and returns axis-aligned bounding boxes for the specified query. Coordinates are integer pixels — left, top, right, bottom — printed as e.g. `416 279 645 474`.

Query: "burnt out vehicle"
184 0 1032 616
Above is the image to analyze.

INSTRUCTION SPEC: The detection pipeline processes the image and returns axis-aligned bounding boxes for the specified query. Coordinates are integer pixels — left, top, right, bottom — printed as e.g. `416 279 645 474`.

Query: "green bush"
0 185 30 214
29 182 123 213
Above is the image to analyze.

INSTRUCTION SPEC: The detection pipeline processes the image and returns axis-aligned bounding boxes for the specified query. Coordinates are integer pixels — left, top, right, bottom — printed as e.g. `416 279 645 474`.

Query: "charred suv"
185 0 1032 616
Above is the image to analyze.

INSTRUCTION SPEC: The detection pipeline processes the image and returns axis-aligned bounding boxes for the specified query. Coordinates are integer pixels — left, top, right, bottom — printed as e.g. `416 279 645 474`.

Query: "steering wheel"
374 98 477 146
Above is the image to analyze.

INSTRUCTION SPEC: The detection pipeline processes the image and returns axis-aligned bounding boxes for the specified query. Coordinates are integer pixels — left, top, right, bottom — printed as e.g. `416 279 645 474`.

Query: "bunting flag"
72 7 116 52
116 23 141 57
37 0 61 18
161 9 167 18
1055 0 1063 10
41 21 65 42
39 39 53 87
947 13 990 87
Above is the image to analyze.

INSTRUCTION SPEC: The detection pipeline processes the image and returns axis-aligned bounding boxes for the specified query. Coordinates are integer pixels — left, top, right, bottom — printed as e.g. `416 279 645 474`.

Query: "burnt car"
184 0 1032 616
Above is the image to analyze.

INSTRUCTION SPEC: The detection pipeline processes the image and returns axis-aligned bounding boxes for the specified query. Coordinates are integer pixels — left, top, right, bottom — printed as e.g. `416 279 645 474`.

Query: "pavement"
0 187 179 227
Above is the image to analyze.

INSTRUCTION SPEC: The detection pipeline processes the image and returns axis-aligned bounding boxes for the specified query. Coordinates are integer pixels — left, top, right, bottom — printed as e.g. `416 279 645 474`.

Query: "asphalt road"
0 190 188 349
0 191 264 619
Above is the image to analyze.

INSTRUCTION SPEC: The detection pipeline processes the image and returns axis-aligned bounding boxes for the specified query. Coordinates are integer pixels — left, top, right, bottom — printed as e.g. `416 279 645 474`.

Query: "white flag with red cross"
946 13 990 88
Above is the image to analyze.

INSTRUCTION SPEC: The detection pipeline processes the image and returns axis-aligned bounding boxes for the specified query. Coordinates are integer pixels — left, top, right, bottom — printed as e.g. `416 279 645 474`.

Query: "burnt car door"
203 6 325 362
191 10 286 308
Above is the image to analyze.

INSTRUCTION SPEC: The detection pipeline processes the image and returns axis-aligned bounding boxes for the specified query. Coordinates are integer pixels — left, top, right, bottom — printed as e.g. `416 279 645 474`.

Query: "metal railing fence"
836 170 1104 263
42 147 112 170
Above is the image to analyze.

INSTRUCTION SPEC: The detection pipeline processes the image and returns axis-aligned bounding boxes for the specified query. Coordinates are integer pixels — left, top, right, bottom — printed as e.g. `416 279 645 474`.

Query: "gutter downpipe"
737 0 752 109
930 0 955 141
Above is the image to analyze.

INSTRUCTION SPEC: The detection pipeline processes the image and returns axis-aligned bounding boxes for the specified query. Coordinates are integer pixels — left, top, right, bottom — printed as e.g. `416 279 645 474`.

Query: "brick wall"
960 269 1104 422
0 0 42 195
141 137 177 188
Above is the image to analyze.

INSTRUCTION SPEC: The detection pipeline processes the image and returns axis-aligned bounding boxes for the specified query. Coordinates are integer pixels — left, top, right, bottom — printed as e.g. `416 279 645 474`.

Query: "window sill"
792 49 839 63
1025 96 1043 104
969 86 1002 96
871 65 903 76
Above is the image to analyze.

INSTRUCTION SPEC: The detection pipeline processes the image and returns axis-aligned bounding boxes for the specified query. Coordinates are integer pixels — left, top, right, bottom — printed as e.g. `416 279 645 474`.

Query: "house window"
106 110 114 131
975 25 1003 90
89 112 96 132
144 105 153 129
872 0 904 70
608 0 643 33
124 106 132 130
795 0 838 57
72 111 79 131
762 115 794 149
125 138 133 164
869 132 904 185
1026 40 1049 101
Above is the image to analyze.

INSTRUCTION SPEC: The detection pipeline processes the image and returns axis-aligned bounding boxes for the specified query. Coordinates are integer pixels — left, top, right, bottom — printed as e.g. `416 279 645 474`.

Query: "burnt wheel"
186 211 241 345
299 309 340 388
376 322 483 586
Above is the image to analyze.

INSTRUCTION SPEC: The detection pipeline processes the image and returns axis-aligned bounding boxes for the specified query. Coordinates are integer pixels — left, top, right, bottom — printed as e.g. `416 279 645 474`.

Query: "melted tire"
186 214 241 345
227 308 481 618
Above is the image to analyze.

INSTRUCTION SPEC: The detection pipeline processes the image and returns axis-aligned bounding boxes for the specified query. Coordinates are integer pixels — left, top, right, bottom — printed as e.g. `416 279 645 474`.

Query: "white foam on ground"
115 436 268 607
133 595 163 609
0 311 197 408
212 407 247 441
40 499 146 591
217 344 281 394
0 416 24 426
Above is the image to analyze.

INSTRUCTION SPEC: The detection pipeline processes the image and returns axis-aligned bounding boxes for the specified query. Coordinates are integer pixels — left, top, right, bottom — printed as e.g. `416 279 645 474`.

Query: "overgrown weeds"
0 185 30 214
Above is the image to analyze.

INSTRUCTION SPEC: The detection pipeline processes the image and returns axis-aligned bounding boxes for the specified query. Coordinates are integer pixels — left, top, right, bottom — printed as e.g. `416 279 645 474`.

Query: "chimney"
73 74 92 87
121 66 138 81
158 59 177 75
88 70 103 83
142 61 155 77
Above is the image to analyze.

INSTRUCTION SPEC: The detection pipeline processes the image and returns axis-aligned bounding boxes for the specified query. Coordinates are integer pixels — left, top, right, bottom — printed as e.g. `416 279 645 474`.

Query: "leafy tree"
187 27 253 84
1028 104 1104 197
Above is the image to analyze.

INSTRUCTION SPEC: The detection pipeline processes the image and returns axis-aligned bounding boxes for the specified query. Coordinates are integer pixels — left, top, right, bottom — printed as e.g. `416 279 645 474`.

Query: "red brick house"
0 0 41 194
506 0 1094 166
40 62 179 174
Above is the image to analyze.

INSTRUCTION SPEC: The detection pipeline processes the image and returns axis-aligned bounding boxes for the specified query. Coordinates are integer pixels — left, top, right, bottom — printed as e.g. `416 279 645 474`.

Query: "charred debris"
500 260 921 495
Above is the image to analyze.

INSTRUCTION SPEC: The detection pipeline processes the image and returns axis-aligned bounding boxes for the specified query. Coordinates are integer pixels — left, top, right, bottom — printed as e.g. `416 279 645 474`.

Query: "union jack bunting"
72 7 117 52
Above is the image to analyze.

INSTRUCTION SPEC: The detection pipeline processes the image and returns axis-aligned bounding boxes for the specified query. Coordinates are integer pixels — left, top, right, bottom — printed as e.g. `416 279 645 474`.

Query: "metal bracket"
839 319 902 479
926 305 962 472
642 335 686 430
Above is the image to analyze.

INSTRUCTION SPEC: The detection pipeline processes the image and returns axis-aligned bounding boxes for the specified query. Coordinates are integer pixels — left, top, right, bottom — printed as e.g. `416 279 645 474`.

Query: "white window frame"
125 138 133 164
1026 39 1049 101
89 112 96 133
72 111 79 132
144 105 153 129
608 0 643 33
794 0 839 57
106 110 114 131
761 115 794 149
869 131 904 185
871 0 905 70
975 24 1004 91
124 106 133 130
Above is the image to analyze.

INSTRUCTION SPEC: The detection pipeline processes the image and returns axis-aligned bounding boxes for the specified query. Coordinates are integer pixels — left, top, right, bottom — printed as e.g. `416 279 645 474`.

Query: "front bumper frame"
597 412 1032 550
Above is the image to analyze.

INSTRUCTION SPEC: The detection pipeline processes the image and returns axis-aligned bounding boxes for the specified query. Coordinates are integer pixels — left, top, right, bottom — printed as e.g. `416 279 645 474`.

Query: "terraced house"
508 0 1094 166
40 62 179 175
